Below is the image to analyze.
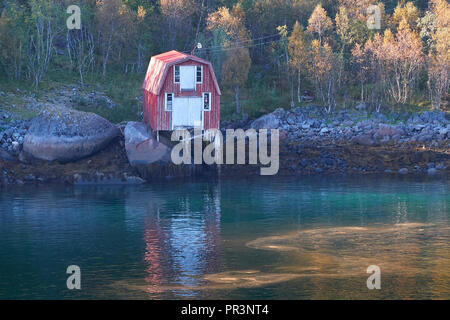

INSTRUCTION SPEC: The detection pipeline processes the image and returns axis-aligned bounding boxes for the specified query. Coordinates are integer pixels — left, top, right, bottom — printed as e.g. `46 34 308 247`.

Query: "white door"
180 66 196 91
172 97 202 129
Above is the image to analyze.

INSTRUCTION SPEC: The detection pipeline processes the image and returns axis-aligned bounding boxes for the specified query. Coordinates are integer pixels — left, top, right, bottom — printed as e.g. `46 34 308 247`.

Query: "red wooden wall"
143 60 220 131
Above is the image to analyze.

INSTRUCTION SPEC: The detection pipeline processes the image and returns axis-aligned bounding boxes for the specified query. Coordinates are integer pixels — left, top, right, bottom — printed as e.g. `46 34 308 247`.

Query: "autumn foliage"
0 0 448 113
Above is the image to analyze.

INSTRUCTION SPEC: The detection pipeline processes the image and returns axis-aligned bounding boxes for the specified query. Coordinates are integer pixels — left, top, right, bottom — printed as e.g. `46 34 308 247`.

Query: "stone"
420 111 446 123
286 113 298 125
123 175 146 184
355 102 366 111
436 163 446 170
73 173 82 183
353 134 375 146
372 112 388 122
398 168 408 175
412 124 425 131
72 173 145 185
24 174 36 182
416 134 433 142
23 105 120 162
11 141 20 153
251 113 281 130
124 121 171 165
0 148 14 161
301 123 310 129
300 159 309 167
427 168 438 175
376 124 403 137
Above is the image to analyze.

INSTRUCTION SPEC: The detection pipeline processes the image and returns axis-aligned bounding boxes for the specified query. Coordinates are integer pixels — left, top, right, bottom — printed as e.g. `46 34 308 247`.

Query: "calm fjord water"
0 176 449 299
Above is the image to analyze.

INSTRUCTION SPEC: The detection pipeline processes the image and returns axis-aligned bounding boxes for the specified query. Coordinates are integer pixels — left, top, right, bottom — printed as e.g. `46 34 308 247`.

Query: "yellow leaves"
395 20 424 65
277 25 288 39
160 0 196 18
429 0 450 63
207 3 252 89
307 4 332 44
351 43 364 63
338 0 377 22
207 4 249 43
374 22 423 66
362 15 425 103
137 6 146 21
391 1 419 30
336 6 351 44
383 29 394 45
288 21 306 69
307 39 334 79
430 0 450 29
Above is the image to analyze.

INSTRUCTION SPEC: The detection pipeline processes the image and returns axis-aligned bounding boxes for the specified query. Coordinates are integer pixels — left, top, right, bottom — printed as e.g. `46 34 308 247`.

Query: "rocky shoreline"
1 104 449 187
246 105 450 176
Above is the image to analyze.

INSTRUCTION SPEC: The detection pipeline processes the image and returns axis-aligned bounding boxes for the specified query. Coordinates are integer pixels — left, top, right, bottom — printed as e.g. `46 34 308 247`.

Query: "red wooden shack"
142 50 221 132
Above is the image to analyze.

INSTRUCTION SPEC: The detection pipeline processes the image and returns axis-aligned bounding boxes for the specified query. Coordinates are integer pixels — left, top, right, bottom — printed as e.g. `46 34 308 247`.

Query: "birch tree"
307 4 332 45
426 0 450 109
208 4 251 114
27 0 65 88
288 21 307 103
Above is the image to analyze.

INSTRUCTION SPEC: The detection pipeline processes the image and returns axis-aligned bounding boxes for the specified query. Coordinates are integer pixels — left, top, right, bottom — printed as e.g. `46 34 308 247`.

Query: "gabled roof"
142 50 221 95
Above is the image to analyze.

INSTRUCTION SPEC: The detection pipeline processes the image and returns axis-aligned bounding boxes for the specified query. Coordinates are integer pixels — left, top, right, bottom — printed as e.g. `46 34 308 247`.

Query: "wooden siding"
143 59 220 131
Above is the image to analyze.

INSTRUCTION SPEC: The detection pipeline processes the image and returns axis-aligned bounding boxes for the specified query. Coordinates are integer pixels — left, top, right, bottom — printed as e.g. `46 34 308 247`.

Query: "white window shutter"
180 66 196 90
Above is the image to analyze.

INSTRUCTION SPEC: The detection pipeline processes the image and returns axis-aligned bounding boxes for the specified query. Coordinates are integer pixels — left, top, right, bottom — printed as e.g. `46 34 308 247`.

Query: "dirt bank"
1 136 449 188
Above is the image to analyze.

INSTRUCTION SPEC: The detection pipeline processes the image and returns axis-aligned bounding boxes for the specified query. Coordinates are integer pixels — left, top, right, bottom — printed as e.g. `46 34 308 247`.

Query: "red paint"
142 50 221 131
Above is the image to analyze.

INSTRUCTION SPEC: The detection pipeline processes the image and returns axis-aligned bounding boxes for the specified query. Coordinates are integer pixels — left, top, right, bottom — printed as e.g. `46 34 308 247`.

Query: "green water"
0 176 449 299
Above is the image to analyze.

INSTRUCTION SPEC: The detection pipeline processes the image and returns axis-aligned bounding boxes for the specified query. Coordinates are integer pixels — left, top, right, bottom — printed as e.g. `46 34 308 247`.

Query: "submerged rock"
23 105 119 162
123 122 193 180
352 134 375 146
73 172 145 185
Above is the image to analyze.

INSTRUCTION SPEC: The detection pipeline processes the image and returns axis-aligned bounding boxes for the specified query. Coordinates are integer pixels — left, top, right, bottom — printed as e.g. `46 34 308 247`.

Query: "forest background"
0 0 448 123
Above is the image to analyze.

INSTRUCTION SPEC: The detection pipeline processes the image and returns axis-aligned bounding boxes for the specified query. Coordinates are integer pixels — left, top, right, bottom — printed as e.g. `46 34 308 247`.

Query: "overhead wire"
184 29 292 54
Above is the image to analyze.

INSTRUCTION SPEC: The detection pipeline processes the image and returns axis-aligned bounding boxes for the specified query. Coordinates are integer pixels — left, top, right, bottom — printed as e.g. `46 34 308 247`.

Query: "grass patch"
1 68 143 123
1 64 442 124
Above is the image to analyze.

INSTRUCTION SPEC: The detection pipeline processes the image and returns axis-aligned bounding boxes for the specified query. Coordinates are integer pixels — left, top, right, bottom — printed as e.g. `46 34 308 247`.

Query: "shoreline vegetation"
0 1 449 186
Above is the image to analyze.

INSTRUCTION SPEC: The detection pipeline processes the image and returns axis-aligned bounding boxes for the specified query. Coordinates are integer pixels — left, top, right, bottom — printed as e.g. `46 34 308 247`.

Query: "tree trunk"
297 69 301 103
290 73 294 108
234 85 241 114
361 80 364 101
193 0 205 48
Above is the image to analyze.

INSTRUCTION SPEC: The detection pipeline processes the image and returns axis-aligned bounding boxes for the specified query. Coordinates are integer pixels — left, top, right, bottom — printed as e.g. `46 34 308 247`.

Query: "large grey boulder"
376 124 404 137
124 121 170 165
23 105 120 162
251 111 283 130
